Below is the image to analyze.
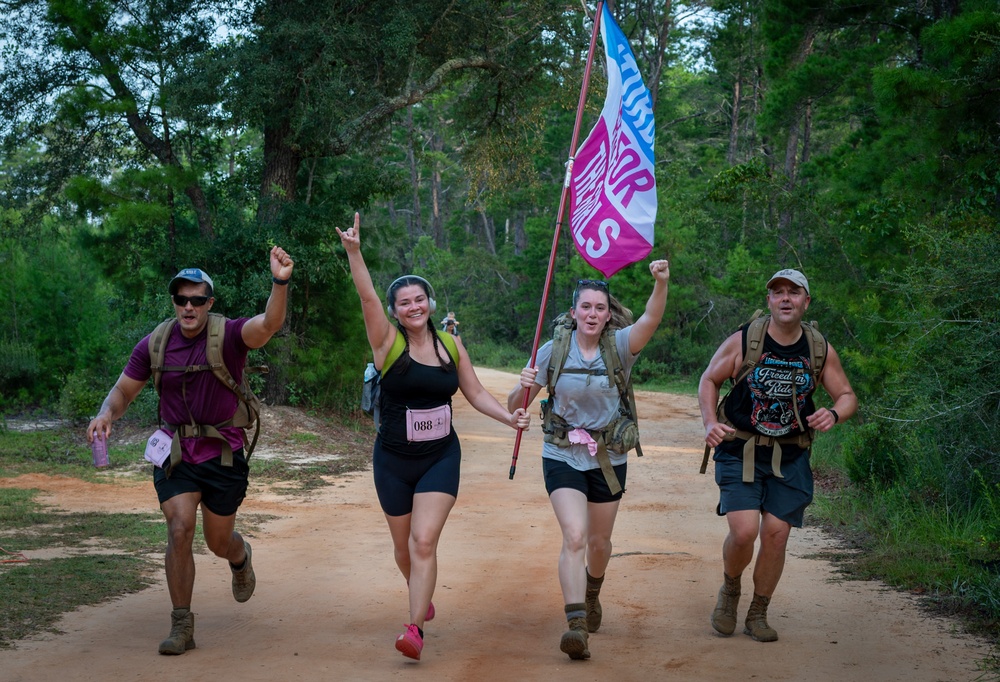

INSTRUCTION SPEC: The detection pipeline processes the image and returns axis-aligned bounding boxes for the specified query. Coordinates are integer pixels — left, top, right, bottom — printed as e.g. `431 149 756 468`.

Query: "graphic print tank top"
723 325 821 437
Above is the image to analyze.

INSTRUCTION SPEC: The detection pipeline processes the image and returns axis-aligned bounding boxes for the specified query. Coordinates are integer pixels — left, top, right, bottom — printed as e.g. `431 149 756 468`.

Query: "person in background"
441 311 460 337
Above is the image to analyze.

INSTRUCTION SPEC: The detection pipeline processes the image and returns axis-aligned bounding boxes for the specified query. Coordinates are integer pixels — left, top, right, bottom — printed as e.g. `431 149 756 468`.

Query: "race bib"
144 429 172 467
405 405 452 442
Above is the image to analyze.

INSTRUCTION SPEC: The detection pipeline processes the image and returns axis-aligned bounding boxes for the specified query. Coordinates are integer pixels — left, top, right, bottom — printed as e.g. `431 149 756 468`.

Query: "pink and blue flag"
569 4 656 278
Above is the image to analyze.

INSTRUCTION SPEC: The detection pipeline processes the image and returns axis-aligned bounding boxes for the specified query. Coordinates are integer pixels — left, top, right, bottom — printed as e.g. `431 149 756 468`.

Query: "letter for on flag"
569 4 657 278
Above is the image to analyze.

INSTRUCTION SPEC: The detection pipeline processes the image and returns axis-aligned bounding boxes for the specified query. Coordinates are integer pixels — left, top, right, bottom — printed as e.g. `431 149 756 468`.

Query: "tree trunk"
727 77 742 166
258 120 302 226
431 131 444 248
406 106 422 238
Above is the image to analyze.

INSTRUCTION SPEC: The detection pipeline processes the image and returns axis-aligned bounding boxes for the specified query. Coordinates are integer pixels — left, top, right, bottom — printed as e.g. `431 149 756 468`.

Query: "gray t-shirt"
531 326 638 471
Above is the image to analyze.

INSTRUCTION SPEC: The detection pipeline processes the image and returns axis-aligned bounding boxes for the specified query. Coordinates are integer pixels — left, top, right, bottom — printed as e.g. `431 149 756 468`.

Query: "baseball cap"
766 269 809 296
169 268 215 296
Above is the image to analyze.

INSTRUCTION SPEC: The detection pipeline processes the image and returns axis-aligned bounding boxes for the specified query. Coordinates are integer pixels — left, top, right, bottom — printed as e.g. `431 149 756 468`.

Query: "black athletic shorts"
542 457 626 503
713 445 813 527
153 449 249 517
373 437 462 517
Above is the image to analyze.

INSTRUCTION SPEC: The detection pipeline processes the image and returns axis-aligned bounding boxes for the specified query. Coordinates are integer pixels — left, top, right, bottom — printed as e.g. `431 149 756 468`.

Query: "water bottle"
91 432 109 468
364 362 377 382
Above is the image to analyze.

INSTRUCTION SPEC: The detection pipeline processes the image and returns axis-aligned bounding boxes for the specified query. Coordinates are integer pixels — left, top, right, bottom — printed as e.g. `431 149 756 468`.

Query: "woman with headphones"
337 213 530 662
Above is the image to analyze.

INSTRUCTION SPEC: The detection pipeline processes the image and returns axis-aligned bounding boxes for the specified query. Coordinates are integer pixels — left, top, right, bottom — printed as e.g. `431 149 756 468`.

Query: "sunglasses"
172 294 210 307
577 279 608 290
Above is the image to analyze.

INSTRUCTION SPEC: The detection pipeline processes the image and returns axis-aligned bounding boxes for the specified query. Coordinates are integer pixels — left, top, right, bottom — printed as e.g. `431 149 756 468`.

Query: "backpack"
362 330 460 432
699 309 826 482
539 313 643 495
149 313 263 476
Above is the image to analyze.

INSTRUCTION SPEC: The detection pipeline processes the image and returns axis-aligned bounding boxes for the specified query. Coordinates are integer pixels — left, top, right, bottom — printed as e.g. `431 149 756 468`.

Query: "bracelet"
272 276 290 286
829 409 839 424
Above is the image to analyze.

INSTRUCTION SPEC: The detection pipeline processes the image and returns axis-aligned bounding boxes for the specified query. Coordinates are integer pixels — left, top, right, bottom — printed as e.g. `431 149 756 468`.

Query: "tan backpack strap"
595 435 623 495
802 321 827 382
734 312 769 386
148 318 178 395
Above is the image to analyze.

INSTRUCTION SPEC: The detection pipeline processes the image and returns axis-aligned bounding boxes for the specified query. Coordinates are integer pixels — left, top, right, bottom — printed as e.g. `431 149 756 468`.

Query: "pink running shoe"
426 601 435 622
395 623 423 660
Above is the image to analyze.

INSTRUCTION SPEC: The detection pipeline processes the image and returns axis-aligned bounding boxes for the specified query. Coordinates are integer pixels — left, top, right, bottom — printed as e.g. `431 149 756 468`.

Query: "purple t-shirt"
125 317 251 465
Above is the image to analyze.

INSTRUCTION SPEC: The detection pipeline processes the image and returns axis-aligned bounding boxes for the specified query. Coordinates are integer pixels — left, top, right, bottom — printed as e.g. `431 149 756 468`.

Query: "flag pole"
510 0 605 480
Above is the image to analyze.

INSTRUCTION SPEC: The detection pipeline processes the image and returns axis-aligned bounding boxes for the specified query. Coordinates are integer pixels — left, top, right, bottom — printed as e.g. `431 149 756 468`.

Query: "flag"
568 4 656 278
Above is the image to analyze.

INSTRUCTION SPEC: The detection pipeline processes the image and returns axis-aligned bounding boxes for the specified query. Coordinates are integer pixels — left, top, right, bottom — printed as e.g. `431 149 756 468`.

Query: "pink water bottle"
91 432 109 468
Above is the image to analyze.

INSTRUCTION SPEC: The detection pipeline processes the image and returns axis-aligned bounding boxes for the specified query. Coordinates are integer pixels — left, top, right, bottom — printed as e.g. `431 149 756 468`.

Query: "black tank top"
379 359 459 456
723 325 820 437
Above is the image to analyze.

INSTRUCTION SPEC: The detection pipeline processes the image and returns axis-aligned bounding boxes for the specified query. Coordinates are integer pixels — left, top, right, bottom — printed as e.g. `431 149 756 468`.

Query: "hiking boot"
158 608 195 655
559 616 591 660
231 539 256 603
585 572 604 633
711 573 741 636
743 594 778 642
395 623 423 660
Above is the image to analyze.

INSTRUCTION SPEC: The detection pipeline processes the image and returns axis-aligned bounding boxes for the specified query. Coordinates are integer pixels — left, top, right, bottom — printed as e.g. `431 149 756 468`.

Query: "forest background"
1 0 998 654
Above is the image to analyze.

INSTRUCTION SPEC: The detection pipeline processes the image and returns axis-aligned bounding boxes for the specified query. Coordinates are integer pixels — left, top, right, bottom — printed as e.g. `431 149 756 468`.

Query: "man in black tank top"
698 269 858 643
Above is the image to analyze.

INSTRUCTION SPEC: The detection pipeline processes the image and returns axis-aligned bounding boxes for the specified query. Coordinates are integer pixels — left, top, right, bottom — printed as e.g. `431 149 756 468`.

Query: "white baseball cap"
766 269 809 296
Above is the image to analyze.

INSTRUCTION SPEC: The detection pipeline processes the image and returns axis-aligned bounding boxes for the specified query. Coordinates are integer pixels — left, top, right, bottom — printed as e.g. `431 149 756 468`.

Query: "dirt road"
0 369 992 681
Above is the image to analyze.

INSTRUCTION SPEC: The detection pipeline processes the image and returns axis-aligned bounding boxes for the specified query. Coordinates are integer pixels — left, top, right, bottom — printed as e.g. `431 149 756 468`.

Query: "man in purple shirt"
86 246 293 655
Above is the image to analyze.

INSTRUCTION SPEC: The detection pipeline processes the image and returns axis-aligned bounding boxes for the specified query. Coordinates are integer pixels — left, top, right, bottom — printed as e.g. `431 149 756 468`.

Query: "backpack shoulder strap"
547 315 575 394
148 317 178 395
381 332 408 374
801 320 826 381
204 313 240 394
735 310 769 386
600 327 644 456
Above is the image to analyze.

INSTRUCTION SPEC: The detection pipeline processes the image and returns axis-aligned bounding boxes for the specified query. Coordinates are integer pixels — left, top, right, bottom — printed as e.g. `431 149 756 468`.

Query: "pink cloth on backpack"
567 428 598 457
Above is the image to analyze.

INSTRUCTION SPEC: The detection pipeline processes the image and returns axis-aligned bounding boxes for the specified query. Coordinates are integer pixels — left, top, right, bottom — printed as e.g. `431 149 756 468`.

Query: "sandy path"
0 368 992 681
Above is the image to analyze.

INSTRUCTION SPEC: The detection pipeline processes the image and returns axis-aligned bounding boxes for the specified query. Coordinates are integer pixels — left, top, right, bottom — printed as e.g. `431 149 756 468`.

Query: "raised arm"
242 245 295 349
336 212 396 366
628 259 670 355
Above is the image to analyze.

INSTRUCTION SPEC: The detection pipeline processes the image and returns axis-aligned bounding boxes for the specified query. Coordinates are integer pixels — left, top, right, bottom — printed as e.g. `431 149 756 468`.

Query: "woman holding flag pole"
507 264 669 659
505 0 662 661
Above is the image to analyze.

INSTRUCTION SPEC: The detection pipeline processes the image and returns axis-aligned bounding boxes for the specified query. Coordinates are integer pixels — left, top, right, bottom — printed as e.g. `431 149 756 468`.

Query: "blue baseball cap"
169 268 215 296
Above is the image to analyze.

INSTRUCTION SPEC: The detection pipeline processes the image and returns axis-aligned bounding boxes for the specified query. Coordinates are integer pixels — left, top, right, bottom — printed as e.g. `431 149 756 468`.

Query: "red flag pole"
510 0 605 480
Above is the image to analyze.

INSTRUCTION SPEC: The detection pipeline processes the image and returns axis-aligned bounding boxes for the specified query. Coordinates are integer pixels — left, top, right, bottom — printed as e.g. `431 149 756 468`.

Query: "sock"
564 603 586 621
586 569 605 587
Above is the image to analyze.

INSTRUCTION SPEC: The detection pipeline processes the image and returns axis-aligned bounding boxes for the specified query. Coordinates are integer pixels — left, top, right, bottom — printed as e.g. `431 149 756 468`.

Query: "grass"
0 487 162 649
809 434 1000 678
0 412 370 649
2 555 154 646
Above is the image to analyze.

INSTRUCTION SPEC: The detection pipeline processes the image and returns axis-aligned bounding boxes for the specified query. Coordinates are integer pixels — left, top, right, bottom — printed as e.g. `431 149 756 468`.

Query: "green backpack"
148 313 263 476
539 313 643 495
362 330 460 432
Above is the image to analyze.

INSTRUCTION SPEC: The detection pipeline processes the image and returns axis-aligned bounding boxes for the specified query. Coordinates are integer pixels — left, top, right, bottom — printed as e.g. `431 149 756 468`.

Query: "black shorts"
542 458 626 503
713 445 813 527
153 449 249 517
373 437 461 517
